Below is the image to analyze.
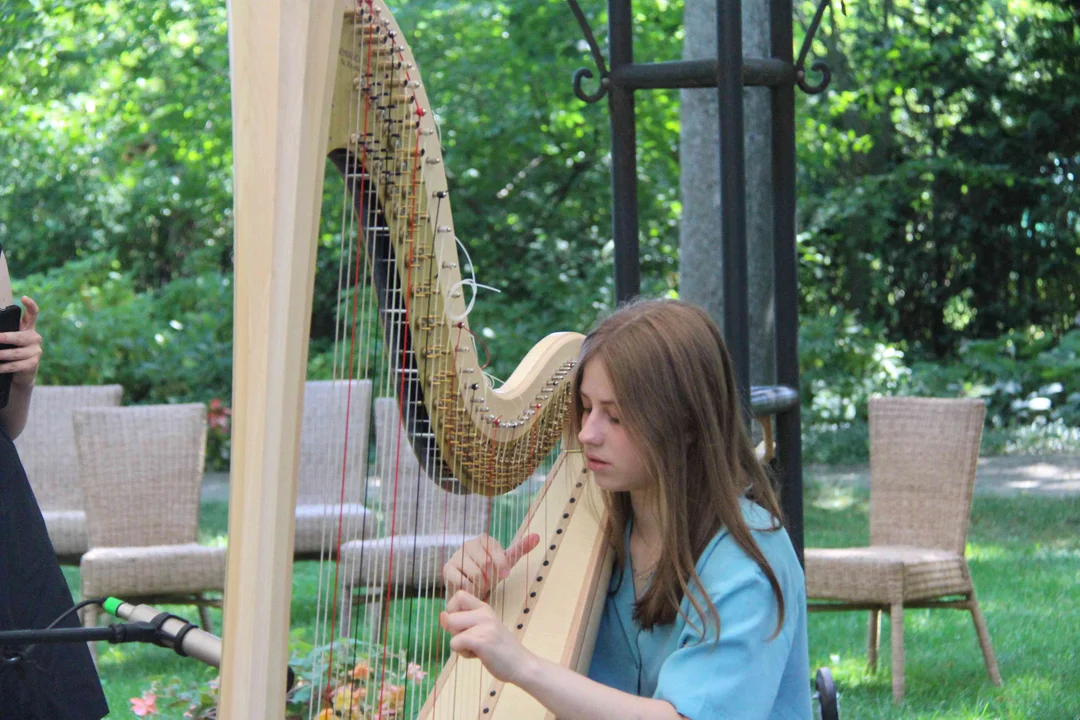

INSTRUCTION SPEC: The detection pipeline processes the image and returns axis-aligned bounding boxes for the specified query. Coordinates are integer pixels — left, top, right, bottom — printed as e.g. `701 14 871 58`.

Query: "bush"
909 328 1080 429
799 312 911 425
799 311 1080 461
17 252 233 405
16 253 233 468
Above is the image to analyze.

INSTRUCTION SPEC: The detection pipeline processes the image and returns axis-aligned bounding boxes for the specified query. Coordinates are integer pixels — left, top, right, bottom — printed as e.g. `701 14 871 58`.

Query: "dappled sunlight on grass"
814 653 881 689
965 542 1011 562
200 532 229 547
808 482 865 511
1031 543 1080 561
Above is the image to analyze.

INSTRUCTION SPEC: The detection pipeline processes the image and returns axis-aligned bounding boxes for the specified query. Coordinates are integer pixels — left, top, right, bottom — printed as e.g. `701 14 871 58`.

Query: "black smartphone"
0 304 23 409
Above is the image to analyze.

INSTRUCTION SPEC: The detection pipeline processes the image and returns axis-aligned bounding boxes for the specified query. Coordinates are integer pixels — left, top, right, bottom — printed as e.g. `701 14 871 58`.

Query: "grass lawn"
64 487 1080 718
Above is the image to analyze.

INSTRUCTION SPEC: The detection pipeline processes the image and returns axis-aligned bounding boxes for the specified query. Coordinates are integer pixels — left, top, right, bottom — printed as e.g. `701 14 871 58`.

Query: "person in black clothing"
0 248 109 719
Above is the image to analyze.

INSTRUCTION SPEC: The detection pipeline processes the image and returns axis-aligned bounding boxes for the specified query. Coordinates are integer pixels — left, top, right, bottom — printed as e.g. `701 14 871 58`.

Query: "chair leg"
198 602 214 634
339 583 355 638
867 609 881 672
366 588 385 645
889 601 905 703
83 605 99 665
968 593 1002 686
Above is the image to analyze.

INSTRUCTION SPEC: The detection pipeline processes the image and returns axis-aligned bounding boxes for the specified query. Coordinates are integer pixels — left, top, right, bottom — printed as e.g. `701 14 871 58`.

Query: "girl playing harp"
440 300 812 720
223 2 809 717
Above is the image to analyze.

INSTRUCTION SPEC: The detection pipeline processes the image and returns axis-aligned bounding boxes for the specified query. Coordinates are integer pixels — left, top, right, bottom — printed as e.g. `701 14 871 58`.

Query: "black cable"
45 597 107 631
0 597 108 667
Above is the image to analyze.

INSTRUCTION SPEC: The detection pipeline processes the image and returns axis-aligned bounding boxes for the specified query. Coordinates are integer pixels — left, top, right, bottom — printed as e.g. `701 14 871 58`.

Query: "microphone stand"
0 598 295 690
0 622 164 650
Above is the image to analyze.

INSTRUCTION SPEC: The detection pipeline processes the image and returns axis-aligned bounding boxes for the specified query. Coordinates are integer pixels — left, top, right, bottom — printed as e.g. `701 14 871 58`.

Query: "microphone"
102 597 221 668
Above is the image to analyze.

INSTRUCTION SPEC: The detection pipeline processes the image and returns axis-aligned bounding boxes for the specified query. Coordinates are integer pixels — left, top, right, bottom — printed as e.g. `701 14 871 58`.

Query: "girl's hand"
0 296 42 387
440 590 534 685
443 532 540 599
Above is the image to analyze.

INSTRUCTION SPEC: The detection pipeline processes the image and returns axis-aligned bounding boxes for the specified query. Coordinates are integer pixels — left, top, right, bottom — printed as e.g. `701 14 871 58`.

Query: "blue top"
587 498 812 720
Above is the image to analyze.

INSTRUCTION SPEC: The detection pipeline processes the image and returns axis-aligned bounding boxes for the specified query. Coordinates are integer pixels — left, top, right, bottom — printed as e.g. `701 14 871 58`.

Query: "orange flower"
379 683 405 711
351 659 372 680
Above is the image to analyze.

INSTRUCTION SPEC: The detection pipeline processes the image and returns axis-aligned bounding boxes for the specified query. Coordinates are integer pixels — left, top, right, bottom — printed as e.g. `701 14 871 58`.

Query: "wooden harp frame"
221 0 612 716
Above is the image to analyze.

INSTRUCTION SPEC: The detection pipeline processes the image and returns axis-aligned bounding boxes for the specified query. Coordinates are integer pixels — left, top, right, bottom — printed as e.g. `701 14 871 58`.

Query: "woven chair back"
73 403 207 548
296 379 373 506
16 385 123 510
869 397 985 553
373 397 489 538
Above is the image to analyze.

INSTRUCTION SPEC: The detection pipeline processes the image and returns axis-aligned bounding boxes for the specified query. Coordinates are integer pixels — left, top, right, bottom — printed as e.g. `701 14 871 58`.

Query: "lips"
586 455 610 471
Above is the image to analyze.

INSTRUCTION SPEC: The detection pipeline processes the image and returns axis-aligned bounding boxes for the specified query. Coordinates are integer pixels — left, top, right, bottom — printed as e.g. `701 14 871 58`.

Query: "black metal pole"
771 0 804 564
608 0 640 302
611 57 794 90
717 0 751 416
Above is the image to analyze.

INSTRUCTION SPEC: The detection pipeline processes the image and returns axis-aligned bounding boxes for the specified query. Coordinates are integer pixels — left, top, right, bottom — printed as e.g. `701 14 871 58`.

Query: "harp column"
219 0 343 716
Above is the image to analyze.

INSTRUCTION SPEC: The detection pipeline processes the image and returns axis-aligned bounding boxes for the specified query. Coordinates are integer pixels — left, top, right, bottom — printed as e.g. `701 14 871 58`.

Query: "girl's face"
577 360 652 494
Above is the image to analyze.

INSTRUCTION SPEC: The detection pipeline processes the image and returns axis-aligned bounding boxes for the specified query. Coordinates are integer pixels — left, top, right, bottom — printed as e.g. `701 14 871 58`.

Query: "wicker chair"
337 397 489 636
15 385 123 559
72 404 225 657
294 379 379 557
805 397 1002 702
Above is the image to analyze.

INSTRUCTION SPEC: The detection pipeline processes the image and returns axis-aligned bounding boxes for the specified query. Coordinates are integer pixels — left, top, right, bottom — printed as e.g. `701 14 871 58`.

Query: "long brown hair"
569 299 786 639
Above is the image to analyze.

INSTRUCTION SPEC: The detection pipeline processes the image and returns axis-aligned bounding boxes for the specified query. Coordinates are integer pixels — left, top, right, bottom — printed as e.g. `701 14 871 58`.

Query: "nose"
578 410 602 447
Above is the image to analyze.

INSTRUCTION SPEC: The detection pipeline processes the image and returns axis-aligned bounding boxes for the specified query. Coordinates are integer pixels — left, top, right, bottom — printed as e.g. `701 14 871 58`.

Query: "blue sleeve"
652 554 793 720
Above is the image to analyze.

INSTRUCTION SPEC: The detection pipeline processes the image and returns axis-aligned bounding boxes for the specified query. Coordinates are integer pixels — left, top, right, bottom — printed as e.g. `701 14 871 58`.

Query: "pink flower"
207 399 232 430
130 691 158 716
406 662 427 682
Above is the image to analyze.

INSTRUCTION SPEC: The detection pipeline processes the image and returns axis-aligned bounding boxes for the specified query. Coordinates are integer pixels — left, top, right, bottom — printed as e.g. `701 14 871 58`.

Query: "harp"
220 0 612 717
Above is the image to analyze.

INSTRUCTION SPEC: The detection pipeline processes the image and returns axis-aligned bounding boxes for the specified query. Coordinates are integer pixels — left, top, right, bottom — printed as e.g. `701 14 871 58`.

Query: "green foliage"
910 328 1080 427
17 254 232 405
799 312 911 423
3 0 1078 465
0 0 233 285
800 319 1080 463
797 0 1080 358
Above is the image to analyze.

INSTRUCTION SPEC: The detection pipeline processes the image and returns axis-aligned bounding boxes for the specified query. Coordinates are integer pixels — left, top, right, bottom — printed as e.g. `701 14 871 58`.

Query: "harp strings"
309 3 563 717
316 3 386 712
314 3 445 714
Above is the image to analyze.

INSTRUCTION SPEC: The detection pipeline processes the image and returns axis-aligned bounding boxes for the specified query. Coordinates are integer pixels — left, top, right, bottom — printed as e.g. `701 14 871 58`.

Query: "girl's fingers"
470 535 509 575
0 360 38 376
0 330 41 348
464 546 495 579
460 555 490 591
443 566 477 596
20 296 38 330
440 607 488 633
504 532 541 569
446 589 486 614
0 345 38 361
449 634 478 659
479 543 509 580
